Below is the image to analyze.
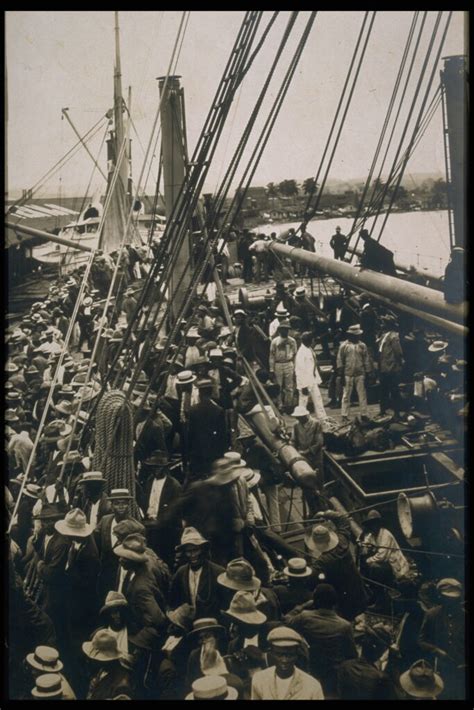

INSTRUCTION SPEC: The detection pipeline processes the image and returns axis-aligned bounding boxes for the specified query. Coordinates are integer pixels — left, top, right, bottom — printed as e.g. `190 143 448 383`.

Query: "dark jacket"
63 535 101 634
309 514 368 621
289 607 357 682
170 559 225 618
121 565 167 636
187 400 227 475
95 513 122 600
273 583 313 616
87 663 133 700
72 490 112 525
37 532 71 623
234 322 257 362
137 474 182 527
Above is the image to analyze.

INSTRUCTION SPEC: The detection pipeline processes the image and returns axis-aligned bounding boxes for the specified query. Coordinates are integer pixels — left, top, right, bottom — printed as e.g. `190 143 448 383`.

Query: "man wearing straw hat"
94 488 134 601
336 324 372 422
399 659 444 700
251 626 324 700
269 319 298 412
25 645 76 699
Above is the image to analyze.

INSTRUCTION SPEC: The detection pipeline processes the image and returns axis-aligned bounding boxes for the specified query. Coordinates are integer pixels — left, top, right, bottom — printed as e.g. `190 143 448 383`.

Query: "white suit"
295 343 327 421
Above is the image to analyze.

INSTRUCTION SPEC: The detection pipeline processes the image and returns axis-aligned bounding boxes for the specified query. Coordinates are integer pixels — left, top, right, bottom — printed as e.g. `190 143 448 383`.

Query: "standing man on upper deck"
330 226 349 261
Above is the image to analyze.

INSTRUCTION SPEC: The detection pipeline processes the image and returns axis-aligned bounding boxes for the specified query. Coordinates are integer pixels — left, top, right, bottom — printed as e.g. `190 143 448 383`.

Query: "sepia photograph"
4 10 468 701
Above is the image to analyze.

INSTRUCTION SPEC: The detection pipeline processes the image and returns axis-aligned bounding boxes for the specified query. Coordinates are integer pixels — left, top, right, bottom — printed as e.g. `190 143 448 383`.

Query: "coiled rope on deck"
92 389 139 517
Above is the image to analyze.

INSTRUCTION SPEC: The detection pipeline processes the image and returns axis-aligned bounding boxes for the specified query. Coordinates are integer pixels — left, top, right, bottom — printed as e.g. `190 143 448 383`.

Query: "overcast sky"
6 10 466 198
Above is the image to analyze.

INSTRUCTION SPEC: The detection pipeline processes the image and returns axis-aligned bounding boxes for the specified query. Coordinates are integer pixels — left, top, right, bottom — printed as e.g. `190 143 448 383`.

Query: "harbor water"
257 209 451 277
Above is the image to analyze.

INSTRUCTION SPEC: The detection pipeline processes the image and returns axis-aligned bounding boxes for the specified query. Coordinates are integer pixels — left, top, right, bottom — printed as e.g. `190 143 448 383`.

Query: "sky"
5 10 466 198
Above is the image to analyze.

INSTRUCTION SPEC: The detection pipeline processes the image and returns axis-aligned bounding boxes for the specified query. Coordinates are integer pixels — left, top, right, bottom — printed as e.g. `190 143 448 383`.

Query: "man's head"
313 583 338 610
233 309 246 326
336 226 341 233
109 490 132 520
301 331 313 348
346 324 363 342
359 228 369 241
277 320 291 340
267 627 307 678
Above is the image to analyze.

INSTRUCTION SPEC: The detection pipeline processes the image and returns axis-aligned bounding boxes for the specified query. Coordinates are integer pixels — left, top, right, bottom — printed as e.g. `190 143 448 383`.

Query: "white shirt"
269 318 281 338
43 533 53 557
244 634 259 648
275 673 294 700
117 567 135 594
89 499 101 528
188 567 203 606
295 343 322 390
249 492 264 522
147 477 166 519
110 517 119 549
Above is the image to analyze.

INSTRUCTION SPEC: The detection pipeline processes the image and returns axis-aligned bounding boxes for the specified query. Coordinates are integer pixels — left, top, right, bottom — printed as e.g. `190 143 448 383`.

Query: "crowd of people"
5 225 466 700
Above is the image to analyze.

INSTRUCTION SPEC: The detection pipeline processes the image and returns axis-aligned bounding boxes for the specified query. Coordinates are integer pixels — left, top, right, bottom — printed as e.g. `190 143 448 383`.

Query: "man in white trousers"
295 331 327 422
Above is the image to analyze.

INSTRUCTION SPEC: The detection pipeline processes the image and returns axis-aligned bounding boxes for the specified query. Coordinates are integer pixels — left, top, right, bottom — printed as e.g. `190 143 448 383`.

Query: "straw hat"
5 409 20 423
54 400 77 417
399 660 444 698
176 370 197 385
31 673 64 699
217 558 260 592
277 319 291 331
347 324 363 336
186 676 238 701
177 527 209 550
294 287 306 297
114 519 146 542
166 603 196 632
43 420 72 442
78 471 105 486
55 508 94 538
34 503 66 521
304 524 339 556
233 309 246 317
99 591 128 616
428 340 448 353
26 646 63 673
283 557 312 578
108 488 132 501
207 458 241 486
224 590 267 625
362 509 382 526
142 451 169 468
223 451 247 467
436 578 462 599
23 484 42 500
113 533 148 562
82 629 122 662
291 405 309 418
239 467 261 488
188 618 226 641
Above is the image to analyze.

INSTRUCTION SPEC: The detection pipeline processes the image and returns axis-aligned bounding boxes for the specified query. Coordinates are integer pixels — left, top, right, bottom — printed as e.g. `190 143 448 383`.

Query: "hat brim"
245 472 261 487
26 654 63 673
100 600 129 616
224 608 267 625
399 671 444 698
31 687 63 699
23 490 41 500
82 641 122 662
185 686 238 701
347 329 363 336
188 624 226 639
113 545 148 562
304 530 339 555
283 566 313 578
54 520 94 537
428 343 447 352
207 470 241 486
217 572 260 592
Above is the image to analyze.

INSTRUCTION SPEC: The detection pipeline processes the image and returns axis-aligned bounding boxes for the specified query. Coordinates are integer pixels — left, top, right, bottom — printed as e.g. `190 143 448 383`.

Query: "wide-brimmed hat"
207 458 241 486
35 503 67 521
58 383 76 397
166 603 196 632
6 390 22 402
100 591 128 616
283 557 312 578
23 483 42 500
223 451 247 467
217 558 260 592
108 488 132 501
294 287 306 297
43 420 72 442
399 659 444 698
239 467 261 488
277 319 291 331
304 524 339 556
5 361 19 373
224 590 267 625
27 646 63 673
55 508 93 537
186 676 238 701
347 324 363 336
31 673 64 699
186 328 201 340
82 629 122 662
188 618 226 640
114 533 148 562
291 405 309 418
55 450 83 467
452 359 466 372
177 526 209 550
436 578 462 599
428 340 448 353
114 518 146 542
176 370 197 385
